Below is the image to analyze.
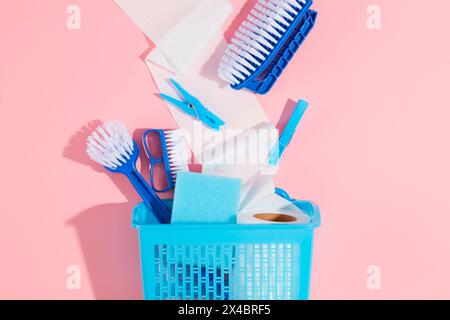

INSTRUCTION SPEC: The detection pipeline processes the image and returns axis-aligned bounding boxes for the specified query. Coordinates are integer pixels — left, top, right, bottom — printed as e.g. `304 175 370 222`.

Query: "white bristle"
218 0 306 85
268 0 301 15
223 55 252 76
220 61 246 80
218 69 239 85
86 121 134 170
242 21 277 44
231 38 267 61
258 0 294 21
248 14 283 38
164 130 189 183
235 31 271 56
225 47 257 71
286 0 304 10
229 43 262 66
239 26 274 50
254 4 290 28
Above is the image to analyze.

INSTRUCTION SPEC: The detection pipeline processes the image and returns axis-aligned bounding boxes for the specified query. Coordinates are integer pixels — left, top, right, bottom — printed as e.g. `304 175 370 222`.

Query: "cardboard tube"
237 210 310 225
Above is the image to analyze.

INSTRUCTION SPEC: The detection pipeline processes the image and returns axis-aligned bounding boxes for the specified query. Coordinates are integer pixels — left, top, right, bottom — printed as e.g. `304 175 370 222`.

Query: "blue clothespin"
159 79 225 131
268 100 309 166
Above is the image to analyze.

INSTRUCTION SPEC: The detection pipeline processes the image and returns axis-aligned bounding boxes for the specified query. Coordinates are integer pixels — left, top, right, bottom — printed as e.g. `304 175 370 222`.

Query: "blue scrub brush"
86 122 171 224
218 0 317 94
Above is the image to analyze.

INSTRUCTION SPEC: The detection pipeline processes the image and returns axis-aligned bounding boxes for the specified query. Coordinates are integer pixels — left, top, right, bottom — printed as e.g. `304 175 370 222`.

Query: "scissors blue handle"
142 129 175 193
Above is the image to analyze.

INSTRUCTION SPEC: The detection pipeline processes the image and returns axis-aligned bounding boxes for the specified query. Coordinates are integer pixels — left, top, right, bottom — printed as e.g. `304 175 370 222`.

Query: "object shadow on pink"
200 39 228 87
276 99 300 133
66 202 142 300
63 122 156 300
200 0 259 86
224 0 259 42
139 35 155 62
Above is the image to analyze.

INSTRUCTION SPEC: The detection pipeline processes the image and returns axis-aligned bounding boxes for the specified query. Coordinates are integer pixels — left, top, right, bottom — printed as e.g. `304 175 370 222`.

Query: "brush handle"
127 168 171 224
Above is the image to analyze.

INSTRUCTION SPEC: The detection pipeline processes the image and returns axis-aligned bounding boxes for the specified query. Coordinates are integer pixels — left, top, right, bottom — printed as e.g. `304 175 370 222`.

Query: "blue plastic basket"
132 189 320 300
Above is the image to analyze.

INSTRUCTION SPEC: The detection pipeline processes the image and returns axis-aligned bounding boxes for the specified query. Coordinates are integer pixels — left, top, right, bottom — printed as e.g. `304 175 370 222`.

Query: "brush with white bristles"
86 121 171 224
164 130 190 184
218 0 317 94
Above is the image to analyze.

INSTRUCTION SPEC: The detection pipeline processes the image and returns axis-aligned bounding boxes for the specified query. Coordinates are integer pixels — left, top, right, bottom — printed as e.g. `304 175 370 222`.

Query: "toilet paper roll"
237 209 310 225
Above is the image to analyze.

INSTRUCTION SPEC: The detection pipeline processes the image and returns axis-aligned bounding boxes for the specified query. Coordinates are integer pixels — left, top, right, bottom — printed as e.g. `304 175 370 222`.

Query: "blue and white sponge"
171 172 242 224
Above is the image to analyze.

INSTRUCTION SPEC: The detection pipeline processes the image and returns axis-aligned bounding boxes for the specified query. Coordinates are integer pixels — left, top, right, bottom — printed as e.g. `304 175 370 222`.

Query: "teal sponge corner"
171 172 242 224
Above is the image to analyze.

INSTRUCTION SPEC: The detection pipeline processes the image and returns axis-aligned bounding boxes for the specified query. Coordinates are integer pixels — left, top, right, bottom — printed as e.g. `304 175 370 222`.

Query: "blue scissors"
142 129 174 193
159 79 225 131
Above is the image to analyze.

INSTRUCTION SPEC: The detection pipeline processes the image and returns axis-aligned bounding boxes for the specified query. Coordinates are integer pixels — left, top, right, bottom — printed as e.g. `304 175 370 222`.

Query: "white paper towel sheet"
114 0 200 52
113 0 303 216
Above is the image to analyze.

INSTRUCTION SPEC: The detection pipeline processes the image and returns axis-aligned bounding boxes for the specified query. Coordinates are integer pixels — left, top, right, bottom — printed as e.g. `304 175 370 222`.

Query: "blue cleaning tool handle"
280 100 308 147
107 141 171 224
142 129 174 193
126 167 171 224
268 100 309 166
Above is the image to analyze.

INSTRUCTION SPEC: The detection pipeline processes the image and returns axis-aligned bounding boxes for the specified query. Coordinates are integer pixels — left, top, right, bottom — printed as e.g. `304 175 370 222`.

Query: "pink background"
1 0 450 299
